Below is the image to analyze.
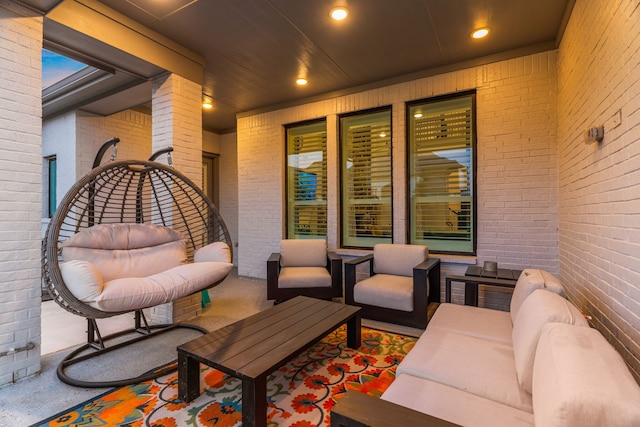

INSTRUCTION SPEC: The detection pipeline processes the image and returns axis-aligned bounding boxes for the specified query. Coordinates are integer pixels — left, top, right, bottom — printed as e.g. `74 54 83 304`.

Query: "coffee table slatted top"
178 296 361 380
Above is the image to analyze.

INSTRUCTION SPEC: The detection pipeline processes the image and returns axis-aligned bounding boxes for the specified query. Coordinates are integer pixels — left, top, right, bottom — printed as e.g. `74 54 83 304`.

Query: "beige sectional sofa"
332 269 640 427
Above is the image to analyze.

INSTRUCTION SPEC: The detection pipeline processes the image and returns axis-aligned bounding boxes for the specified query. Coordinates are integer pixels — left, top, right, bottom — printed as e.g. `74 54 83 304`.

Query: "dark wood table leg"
242 375 267 427
464 282 478 306
178 351 201 403
346 314 361 349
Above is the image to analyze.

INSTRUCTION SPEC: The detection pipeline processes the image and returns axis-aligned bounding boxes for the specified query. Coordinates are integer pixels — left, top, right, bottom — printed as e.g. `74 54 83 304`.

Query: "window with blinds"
286 120 327 239
408 93 476 254
340 109 392 248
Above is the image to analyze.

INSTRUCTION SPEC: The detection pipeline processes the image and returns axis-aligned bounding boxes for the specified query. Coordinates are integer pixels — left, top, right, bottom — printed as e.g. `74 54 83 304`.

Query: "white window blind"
341 110 392 248
286 121 327 239
409 95 475 253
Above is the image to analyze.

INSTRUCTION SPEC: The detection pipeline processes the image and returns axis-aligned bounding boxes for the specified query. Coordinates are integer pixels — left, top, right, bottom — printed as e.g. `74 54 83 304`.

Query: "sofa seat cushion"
353 273 413 312
429 303 512 344
278 266 331 288
533 322 640 427
383 374 534 427
511 289 589 393
61 260 233 312
397 327 532 412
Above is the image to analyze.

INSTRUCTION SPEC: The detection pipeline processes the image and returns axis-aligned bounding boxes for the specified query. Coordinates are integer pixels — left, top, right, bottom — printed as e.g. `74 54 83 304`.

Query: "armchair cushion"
195 241 232 263
373 244 428 277
354 274 414 312
278 266 332 288
280 239 327 267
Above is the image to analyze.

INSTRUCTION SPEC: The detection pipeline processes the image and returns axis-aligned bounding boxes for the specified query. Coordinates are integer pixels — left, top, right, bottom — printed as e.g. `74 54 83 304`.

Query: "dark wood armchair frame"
345 255 441 329
267 251 343 301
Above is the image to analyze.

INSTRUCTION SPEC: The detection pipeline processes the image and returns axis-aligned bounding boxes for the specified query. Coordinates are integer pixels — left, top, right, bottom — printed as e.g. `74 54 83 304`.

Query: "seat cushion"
279 239 327 267
353 273 413 312
90 261 233 312
194 241 232 263
383 374 534 427
278 266 331 288
373 244 428 277
511 289 589 393
533 322 640 427
429 303 513 344
397 327 532 412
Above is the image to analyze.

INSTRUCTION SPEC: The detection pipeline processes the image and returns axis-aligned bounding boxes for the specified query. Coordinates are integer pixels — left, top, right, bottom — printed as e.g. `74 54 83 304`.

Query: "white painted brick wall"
151 73 203 323
0 0 43 386
219 132 239 264
558 0 640 381
237 51 559 313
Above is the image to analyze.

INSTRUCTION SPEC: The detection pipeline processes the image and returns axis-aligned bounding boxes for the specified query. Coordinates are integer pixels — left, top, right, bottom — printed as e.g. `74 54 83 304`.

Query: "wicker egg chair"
42 159 232 387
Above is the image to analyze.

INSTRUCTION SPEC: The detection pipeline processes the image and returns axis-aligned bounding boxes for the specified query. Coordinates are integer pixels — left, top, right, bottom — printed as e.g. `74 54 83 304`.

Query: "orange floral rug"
33 327 416 427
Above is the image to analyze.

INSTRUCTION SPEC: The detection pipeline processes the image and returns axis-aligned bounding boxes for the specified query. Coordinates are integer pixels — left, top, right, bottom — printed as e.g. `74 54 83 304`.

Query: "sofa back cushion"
373 244 428 277
511 289 588 393
280 239 327 267
510 269 565 323
533 322 640 427
61 223 187 281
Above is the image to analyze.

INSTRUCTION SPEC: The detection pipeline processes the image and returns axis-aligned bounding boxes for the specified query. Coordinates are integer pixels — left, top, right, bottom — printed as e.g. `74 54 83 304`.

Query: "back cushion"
62 240 187 282
280 239 327 267
61 224 187 281
373 244 428 277
533 322 640 427
61 223 183 250
510 269 545 321
511 289 589 393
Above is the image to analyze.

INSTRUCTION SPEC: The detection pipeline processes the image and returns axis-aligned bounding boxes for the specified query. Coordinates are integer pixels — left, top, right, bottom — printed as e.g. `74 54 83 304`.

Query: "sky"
42 49 88 88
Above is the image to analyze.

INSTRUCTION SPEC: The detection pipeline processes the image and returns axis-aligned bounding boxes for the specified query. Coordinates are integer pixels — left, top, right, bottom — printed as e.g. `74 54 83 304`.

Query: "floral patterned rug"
34 327 416 427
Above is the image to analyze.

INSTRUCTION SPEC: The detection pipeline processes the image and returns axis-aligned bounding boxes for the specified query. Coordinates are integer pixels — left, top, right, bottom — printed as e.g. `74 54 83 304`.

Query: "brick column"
149 73 203 324
0 1 43 386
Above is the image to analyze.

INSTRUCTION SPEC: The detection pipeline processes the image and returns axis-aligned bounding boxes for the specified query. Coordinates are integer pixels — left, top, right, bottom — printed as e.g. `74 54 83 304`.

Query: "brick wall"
237 50 559 309
0 0 43 386
557 0 640 381
219 132 239 264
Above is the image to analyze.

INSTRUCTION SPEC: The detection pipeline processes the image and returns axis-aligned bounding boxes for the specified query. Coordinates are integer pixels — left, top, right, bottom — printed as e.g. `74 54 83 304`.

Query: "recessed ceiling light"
330 7 348 21
414 113 423 118
471 28 490 39
296 78 308 85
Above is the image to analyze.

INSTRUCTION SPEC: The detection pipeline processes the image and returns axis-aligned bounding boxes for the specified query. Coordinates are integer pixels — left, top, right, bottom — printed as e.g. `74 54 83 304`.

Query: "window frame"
47 155 57 218
339 106 393 249
284 118 328 240
406 91 477 255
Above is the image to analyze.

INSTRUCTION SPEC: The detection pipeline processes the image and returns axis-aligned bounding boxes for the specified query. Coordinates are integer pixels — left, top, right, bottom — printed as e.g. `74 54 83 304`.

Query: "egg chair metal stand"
42 159 233 388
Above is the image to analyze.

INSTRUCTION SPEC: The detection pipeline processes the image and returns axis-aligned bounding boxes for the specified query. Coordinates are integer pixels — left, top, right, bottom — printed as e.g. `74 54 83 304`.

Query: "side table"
445 266 522 306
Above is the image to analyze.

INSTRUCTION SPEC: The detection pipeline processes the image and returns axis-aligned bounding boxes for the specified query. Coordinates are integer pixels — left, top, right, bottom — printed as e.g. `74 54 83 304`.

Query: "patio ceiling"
25 0 573 133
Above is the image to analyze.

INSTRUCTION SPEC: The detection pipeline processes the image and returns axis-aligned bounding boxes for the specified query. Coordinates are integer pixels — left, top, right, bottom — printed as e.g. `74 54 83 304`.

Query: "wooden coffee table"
177 296 361 427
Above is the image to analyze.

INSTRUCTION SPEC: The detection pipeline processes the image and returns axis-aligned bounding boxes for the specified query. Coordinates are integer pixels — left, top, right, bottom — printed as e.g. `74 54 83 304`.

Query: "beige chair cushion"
194 241 232 263
383 374 534 427
90 261 233 312
60 260 104 302
533 322 640 427
373 244 428 277
278 266 331 288
279 239 327 267
61 223 182 249
62 240 187 282
511 289 589 393
353 274 414 312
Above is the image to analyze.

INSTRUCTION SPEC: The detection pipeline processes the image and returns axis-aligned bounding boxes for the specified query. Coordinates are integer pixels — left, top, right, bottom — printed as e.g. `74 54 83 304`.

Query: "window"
408 93 476 254
340 108 392 248
47 156 57 218
286 120 327 239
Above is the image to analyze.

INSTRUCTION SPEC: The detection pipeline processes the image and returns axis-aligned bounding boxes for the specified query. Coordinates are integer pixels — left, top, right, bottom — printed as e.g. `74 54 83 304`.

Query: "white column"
0 1 44 385
149 72 204 323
